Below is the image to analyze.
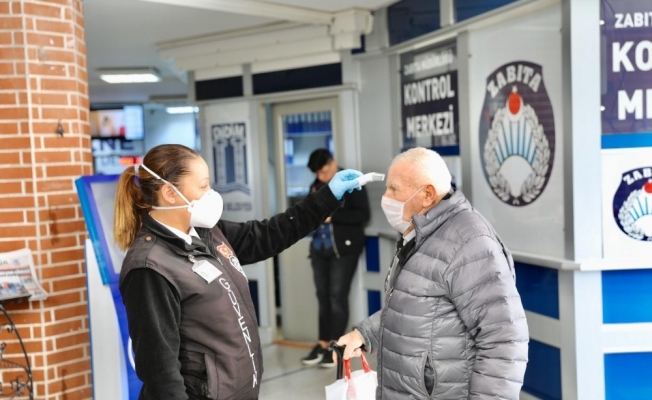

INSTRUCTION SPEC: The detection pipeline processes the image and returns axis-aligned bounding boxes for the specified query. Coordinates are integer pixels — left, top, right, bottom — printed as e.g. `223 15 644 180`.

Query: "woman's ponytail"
113 165 148 251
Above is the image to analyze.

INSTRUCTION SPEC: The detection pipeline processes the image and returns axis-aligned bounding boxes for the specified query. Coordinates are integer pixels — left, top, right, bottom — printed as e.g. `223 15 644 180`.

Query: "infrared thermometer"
356 172 385 187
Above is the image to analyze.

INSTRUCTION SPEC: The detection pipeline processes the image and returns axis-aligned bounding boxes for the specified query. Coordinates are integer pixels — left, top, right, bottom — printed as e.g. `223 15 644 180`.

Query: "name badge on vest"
192 260 222 283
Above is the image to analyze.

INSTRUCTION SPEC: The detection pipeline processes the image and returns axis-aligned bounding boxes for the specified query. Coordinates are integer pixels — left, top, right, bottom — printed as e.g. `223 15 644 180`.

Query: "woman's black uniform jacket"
119 185 342 400
309 174 370 257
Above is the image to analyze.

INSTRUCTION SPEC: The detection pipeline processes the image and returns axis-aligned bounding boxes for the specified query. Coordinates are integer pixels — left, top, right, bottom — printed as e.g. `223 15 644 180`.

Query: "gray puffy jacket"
355 191 528 399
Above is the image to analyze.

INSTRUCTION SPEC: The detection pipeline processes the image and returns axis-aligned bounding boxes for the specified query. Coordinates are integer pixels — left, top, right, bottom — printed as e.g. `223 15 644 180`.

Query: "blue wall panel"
365 236 380 272
603 269 652 323
368 290 382 316
387 0 440 45
605 352 652 400
456 0 517 22
522 340 562 400
514 262 559 319
602 133 652 149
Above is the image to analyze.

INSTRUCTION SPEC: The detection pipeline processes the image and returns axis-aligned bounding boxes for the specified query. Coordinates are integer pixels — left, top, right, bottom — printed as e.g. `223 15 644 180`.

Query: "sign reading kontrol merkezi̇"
400 42 459 154
601 0 652 140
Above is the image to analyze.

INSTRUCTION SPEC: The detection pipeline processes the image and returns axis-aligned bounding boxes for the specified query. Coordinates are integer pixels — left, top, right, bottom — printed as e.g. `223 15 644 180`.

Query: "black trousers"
310 248 359 341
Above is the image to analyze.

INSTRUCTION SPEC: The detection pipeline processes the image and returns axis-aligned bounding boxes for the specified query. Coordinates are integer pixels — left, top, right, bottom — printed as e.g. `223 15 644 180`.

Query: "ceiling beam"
159 25 330 60
175 36 334 71
139 0 333 25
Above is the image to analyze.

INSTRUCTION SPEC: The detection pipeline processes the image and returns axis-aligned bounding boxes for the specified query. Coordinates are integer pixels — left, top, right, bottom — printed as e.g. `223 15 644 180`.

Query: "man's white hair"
392 147 452 196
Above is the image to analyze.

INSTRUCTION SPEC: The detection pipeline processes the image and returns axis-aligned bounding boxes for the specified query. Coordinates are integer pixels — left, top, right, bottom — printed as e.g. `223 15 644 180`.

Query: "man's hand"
334 329 365 362
324 216 332 223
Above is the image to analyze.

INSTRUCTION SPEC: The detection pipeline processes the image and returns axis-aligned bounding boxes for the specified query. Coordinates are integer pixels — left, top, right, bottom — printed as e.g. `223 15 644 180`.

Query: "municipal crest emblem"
479 62 555 206
614 167 652 241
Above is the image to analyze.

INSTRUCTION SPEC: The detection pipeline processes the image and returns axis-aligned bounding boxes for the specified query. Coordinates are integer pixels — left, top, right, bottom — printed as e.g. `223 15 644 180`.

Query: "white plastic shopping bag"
325 354 377 400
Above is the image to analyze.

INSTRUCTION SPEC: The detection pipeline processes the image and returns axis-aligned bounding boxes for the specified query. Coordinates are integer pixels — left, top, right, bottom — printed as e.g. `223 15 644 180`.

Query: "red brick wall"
0 0 92 399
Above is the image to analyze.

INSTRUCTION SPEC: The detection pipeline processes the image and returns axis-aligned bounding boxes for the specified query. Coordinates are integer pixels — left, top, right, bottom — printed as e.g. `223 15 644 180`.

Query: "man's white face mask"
138 164 223 228
381 186 424 234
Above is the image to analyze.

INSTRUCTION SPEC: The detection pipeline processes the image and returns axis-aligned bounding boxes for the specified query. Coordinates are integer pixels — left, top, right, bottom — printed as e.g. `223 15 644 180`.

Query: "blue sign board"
601 0 652 148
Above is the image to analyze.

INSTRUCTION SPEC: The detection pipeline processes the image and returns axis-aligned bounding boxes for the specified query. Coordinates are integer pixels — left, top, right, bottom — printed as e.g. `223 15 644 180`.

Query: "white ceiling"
255 0 398 12
84 0 397 104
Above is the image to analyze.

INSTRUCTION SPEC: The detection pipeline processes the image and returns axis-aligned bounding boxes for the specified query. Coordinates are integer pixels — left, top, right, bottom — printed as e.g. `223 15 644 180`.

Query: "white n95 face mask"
381 186 423 234
139 164 223 228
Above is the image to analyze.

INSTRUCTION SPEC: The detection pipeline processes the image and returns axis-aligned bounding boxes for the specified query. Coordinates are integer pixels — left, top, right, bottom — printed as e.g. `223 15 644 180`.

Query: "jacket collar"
410 190 471 248
141 212 211 255
396 237 416 264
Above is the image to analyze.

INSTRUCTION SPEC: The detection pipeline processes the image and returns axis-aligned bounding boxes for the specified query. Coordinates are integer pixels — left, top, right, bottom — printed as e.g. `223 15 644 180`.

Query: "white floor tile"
259 344 378 400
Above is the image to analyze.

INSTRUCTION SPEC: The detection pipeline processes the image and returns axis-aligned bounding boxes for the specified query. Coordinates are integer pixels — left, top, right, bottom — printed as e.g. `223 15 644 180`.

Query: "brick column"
0 1 92 399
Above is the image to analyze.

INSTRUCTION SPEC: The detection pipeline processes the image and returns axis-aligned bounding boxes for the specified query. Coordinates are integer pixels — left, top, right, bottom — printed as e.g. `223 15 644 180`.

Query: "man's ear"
422 184 438 208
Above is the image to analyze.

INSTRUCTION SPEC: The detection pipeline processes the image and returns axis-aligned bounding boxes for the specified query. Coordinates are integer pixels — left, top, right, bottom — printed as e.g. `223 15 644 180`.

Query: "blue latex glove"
328 169 363 200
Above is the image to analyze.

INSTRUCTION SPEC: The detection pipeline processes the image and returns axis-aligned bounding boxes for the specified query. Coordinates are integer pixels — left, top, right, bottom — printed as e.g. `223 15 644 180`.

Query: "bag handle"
329 342 346 380
329 341 372 381
343 354 372 379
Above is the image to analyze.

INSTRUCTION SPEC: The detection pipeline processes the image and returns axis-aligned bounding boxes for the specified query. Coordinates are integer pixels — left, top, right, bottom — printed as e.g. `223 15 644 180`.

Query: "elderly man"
337 147 528 399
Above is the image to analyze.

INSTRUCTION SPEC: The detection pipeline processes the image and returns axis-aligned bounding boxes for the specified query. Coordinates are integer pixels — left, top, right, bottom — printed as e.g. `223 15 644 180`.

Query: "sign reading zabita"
613 167 652 241
479 61 555 206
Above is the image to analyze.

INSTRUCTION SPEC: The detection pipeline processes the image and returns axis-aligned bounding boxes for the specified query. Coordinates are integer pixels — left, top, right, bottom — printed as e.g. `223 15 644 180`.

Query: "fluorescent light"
98 67 161 84
166 106 198 114
100 74 160 84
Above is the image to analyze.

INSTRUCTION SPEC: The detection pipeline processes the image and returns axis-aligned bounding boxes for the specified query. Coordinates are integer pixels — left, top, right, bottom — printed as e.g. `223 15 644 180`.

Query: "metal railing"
0 304 33 400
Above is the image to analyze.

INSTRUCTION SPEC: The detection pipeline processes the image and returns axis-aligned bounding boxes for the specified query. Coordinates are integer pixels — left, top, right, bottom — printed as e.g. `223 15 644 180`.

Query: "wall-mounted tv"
90 105 144 140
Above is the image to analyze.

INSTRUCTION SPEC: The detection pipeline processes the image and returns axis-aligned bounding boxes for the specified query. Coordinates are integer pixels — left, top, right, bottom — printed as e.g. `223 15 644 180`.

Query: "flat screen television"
90 105 144 140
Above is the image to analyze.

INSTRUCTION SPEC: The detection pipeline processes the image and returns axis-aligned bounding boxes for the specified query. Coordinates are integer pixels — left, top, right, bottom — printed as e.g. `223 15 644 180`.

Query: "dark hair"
307 148 333 172
113 144 201 250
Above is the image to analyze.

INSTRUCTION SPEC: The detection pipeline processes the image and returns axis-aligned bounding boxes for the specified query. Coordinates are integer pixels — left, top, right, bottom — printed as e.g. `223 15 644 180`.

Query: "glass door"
270 97 340 342
282 110 334 207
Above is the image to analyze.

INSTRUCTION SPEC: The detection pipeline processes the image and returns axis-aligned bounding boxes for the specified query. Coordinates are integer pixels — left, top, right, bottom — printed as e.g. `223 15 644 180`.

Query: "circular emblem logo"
613 167 652 241
479 62 555 206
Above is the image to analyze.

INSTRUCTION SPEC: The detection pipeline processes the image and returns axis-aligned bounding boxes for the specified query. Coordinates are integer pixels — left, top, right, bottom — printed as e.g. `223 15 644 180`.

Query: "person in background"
301 149 370 368
336 147 528 399
113 144 362 400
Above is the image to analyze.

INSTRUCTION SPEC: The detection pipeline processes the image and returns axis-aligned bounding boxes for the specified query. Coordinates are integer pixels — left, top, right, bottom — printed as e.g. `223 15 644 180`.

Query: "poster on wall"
204 102 257 224
467 5 564 258
603 148 652 260
601 0 652 148
400 41 461 188
211 122 254 222
479 62 555 207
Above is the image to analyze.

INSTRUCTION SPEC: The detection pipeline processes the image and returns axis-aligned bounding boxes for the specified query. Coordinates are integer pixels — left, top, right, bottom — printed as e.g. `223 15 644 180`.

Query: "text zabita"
614 12 652 29
486 63 542 98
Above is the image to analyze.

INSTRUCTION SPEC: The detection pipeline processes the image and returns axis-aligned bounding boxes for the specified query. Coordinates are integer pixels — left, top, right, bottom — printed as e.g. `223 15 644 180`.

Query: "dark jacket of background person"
310 177 370 257
354 190 529 400
120 186 342 400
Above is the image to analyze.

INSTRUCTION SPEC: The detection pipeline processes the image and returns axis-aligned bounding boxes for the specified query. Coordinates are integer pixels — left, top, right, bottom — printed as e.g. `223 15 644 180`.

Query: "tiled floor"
259 344 378 400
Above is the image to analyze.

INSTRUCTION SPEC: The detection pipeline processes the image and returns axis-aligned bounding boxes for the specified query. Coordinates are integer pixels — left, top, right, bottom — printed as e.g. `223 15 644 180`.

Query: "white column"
440 0 456 27
559 270 605 400
457 30 473 199
561 0 604 398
